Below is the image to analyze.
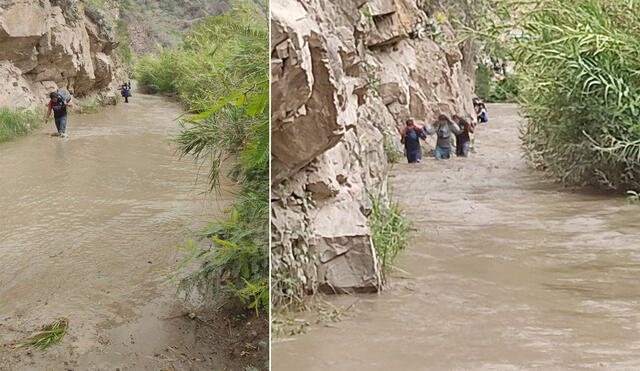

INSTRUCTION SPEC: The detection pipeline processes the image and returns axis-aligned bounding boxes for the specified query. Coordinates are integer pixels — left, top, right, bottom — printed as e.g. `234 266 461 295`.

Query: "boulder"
314 201 381 293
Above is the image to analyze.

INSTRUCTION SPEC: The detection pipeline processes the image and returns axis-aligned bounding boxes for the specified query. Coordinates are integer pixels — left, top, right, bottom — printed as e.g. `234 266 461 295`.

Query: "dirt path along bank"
272 103 640 370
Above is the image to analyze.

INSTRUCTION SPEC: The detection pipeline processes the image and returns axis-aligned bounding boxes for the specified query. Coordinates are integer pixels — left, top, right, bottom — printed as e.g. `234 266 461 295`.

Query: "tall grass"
0 108 41 143
142 1 269 313
475 0 640 192
368 195 410 273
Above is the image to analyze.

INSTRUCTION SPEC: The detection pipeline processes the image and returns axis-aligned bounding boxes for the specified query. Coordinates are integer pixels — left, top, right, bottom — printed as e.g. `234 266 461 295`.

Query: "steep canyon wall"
271 0 476 304
0 0 126 108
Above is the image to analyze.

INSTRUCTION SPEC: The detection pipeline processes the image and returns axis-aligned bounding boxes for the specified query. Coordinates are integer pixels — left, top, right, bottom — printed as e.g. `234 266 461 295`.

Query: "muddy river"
0 91 234 369
272 104 640 370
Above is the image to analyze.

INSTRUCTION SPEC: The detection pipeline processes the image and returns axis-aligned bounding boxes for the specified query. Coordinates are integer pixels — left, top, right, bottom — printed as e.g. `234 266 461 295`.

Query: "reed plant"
143 1 269 313
474 0 640 192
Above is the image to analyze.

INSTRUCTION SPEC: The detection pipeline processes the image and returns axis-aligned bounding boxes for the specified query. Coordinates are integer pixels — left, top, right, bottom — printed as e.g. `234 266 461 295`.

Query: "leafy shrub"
488 75 519 103
478 0 640 193
368 195 410 273
148 1 269 313
0 108 41 143
474 64 493 101
475 64 519 103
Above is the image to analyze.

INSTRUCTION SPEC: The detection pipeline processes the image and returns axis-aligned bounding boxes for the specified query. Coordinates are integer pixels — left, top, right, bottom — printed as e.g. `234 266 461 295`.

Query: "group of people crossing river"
400 97 489 163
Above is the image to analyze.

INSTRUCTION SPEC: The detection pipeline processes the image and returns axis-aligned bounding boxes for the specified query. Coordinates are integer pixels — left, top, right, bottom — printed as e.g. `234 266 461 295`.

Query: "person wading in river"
400 118 427 163
43 91 73 138
118 83 131 103
425 114 462 159
452 114 474 157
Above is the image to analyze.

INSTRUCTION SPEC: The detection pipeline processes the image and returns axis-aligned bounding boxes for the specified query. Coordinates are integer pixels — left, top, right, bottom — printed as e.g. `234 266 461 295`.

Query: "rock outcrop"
0 0 126 108
271 0 475 303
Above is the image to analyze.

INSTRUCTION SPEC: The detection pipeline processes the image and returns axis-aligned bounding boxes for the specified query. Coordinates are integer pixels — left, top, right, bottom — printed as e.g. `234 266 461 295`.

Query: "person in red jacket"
43 92 73 137
400 118 427 163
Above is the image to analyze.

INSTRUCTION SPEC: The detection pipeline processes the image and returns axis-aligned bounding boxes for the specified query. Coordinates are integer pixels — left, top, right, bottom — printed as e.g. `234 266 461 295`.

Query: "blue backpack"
479 111 488 123
406 129 419 141
56 89 72 103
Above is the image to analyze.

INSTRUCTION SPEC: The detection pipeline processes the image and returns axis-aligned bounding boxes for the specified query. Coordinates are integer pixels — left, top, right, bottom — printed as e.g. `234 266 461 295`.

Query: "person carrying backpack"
400 118 427 163
118 83 131 103
425 114 462 159
43 90 73 137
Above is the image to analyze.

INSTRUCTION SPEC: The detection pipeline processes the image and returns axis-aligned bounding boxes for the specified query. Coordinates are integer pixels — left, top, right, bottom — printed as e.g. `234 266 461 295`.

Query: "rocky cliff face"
121 0 230 55
0 0 127 108
271 0 475 304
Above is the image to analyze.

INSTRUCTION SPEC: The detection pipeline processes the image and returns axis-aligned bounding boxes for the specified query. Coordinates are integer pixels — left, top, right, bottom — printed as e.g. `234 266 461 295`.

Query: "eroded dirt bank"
0 91 266 370
272 104 640 370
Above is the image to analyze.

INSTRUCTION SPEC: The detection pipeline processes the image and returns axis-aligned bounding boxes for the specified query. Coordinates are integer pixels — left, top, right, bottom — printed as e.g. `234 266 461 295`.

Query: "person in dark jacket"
43 92 73 137
400 118 427 163
452 114 475 157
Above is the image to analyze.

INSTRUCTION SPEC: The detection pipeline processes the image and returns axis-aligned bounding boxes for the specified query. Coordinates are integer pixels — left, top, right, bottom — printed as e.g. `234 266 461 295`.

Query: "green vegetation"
141 1 268 313
120 0 230 54
74 97 103 114
116 19 133 65
474 64 493 100
475 64 519 103
474 0 640 193
368 72 381 95
383 134 403 164
360 3 372 19
490 75 519 102
16 319 68 349
0 108 41 143
368 195 410 273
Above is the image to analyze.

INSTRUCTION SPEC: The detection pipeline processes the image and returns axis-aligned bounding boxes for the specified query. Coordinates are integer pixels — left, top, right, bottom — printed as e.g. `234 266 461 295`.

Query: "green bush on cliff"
140 1 269 313
0 108 41 143
475 0 640 193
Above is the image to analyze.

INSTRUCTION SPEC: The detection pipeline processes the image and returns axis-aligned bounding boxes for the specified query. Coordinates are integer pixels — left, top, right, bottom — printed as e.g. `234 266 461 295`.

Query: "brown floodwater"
272 104 640 370
0 91 234 369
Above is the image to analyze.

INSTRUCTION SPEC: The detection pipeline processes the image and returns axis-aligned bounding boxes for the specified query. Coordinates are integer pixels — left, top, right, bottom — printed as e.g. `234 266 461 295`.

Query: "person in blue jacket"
118 83 131 103
400 119 427 163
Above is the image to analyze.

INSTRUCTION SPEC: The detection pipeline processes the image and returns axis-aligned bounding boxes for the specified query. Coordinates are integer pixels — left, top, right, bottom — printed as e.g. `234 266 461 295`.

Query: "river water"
272 104 640 370
0 91 233 368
